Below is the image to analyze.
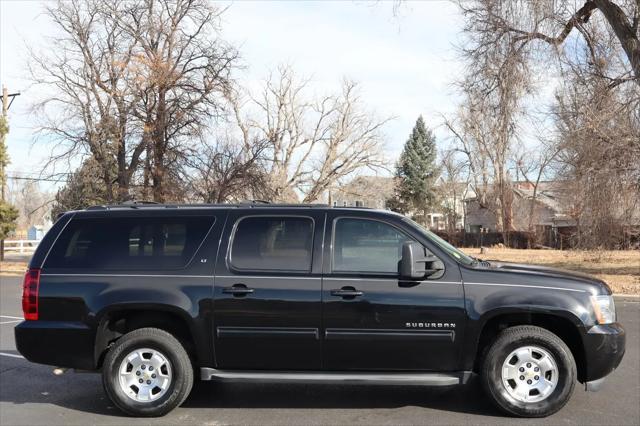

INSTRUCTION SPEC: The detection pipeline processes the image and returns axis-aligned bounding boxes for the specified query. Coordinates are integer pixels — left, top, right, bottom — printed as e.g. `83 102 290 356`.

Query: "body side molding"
216 326 319 339
324 328 455 342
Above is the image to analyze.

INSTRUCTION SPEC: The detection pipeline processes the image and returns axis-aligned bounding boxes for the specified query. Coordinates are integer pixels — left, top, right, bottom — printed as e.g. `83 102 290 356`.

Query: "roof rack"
85 202 331 211
122 200 160 205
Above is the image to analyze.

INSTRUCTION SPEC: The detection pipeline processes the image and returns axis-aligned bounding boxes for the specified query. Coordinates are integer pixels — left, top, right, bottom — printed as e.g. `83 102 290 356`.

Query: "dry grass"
464 248 640 295
0 260 28 276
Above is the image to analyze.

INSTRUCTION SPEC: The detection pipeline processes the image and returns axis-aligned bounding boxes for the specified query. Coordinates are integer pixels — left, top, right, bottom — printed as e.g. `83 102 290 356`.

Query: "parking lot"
1 275 638 426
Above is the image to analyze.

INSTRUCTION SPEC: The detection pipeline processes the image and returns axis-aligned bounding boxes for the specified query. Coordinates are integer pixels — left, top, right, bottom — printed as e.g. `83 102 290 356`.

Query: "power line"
7 175 69 183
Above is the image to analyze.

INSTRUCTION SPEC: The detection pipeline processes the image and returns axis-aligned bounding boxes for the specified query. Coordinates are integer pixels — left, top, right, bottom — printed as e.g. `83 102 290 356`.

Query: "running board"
200 368 463 386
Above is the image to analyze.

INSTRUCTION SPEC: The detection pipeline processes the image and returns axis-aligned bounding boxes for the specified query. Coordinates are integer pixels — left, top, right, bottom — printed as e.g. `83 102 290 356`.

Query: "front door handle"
222 284 254 297
330 287 364 298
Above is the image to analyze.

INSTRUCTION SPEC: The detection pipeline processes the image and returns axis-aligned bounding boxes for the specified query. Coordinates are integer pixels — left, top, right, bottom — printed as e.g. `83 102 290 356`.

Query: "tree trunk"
143 146 151 201
116 136 128 202
152 90 167 203
152 145 165 203
594 0 640 83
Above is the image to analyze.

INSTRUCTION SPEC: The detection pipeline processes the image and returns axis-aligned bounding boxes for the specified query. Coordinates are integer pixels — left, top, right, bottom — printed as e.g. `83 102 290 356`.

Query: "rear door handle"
330 287 364 298
222 284 254 296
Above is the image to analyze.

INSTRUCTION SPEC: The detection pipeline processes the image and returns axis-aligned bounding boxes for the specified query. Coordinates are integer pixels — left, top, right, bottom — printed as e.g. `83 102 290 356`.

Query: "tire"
481 325 576 418
102 327 194 417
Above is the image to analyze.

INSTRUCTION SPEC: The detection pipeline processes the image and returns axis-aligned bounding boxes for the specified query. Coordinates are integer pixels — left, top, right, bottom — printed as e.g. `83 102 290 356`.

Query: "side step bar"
200 368 465 386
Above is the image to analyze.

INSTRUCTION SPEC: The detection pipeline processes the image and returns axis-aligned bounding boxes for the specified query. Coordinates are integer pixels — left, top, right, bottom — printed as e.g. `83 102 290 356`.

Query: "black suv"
15 204 625 417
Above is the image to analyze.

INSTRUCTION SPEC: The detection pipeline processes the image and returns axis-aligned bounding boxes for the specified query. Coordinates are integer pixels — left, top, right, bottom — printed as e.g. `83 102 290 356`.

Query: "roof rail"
84 202 331 211
122 200 159 205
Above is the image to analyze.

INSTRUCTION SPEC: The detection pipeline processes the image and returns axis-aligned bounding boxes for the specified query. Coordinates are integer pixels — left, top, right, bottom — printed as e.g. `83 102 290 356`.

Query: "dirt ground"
2 249 639 294
465 247 640 295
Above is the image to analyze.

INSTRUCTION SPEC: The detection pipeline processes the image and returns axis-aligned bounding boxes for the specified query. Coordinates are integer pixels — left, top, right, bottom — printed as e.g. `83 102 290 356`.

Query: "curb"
614 294 640 300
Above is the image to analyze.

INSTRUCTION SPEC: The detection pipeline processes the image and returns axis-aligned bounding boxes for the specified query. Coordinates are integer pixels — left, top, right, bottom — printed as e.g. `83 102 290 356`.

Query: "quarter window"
45 216 214 270
332 218 414 274
230 216 314 272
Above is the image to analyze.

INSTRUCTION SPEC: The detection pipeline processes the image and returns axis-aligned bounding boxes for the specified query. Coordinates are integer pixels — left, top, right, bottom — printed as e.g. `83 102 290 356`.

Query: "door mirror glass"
400 241 444 280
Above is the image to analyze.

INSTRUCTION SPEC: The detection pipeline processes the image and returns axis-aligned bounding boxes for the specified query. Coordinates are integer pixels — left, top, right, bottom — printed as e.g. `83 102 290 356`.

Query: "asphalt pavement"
0 275 638 425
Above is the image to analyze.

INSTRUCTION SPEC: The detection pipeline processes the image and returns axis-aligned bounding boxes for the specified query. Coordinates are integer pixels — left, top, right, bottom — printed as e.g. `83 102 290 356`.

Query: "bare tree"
514 140 560 232
551 53 640 248
31 0 238 203
115 0 239 202
458 0 640 84
439 148 470 233
231 66 390 203
30 0 144 201
442 66 524 238
183 135 272 203
6 180 54 230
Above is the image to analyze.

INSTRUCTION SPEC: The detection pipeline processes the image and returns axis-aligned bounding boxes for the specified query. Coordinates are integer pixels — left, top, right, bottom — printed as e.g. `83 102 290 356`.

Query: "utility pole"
1 85 21 261
2 86 8 202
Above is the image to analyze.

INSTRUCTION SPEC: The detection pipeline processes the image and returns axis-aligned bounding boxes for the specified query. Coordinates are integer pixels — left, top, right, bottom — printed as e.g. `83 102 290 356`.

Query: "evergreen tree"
50 158 112 220
0 202 18 241
387 116 439 224
0 116 18 261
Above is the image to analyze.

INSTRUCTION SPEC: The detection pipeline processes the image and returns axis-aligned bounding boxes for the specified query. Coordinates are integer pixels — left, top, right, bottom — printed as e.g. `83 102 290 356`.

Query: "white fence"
3 240 40 254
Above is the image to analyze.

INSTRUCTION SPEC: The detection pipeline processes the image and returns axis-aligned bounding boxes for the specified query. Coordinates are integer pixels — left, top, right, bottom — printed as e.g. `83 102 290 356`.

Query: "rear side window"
230 216 313 272
45 216 214 270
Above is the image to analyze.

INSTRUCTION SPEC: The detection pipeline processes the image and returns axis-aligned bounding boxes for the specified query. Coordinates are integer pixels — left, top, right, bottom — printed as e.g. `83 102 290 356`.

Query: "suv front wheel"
481 325 577 417
102 327 194 417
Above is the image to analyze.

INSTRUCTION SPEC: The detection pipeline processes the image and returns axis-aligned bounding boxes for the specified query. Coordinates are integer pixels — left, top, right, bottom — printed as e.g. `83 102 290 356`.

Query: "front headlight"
591 295 616 324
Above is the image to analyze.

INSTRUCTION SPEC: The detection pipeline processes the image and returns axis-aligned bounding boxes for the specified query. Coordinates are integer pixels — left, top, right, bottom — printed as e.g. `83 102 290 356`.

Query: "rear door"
321 211 466 371
213 209 325 370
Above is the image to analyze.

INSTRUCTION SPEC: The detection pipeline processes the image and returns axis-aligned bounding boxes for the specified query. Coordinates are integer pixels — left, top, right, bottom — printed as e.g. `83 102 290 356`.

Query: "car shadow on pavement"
0 353 499 418
182 378 500 416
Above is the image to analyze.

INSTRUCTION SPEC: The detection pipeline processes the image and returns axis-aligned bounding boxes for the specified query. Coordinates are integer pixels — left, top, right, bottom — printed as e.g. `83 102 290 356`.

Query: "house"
332 175 471 231
331 176 395 210
427 180 473 231
463 181 575 234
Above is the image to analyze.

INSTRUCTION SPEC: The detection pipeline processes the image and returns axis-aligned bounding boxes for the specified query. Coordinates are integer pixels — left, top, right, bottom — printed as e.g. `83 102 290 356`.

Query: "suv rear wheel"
102 327 193 417
481 325 576 417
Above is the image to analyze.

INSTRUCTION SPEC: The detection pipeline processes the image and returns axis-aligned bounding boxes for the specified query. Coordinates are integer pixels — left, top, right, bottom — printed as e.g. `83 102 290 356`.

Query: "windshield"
402 217 476 266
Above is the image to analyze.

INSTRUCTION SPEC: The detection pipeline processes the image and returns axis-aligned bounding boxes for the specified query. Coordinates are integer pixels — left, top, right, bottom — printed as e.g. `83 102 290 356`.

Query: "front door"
322 212 466 371
213 210 324 370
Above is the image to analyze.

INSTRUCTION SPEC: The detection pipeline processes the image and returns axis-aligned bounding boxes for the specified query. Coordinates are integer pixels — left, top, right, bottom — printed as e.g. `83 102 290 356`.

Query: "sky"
0 0 466 190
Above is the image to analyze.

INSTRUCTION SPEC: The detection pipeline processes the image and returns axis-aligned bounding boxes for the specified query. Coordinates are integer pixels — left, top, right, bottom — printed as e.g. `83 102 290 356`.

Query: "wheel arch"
94 304 204 369
472 309 588 383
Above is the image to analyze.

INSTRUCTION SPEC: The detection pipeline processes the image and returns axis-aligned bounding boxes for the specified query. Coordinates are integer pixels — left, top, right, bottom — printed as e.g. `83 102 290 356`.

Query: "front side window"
402 217 475 265
230 216 314 272
332 218 414 274
45 216 214 270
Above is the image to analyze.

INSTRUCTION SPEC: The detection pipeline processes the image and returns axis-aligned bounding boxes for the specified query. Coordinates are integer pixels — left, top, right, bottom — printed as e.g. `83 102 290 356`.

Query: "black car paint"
15 205 625 385
212 209 325 370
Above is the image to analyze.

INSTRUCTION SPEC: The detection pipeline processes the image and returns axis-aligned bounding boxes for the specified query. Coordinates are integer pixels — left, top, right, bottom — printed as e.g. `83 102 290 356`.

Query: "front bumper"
15 320 96 370
582 322 625 383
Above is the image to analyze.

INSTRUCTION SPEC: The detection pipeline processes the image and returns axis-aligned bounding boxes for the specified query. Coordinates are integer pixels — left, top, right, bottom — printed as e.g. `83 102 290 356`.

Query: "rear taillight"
22 268 41 321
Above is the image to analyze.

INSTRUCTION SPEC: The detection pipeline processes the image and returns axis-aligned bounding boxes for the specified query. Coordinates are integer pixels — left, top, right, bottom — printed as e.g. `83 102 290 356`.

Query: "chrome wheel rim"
118 348 172 402
501 345 558 403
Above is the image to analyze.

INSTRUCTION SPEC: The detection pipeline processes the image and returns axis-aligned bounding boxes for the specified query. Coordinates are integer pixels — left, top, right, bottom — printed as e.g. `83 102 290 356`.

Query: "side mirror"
399 241 445 280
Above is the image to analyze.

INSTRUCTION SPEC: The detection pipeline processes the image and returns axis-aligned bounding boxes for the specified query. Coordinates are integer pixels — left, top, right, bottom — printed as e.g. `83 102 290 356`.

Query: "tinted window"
230 216 313 271
45 216 214 270
333 218 414 274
